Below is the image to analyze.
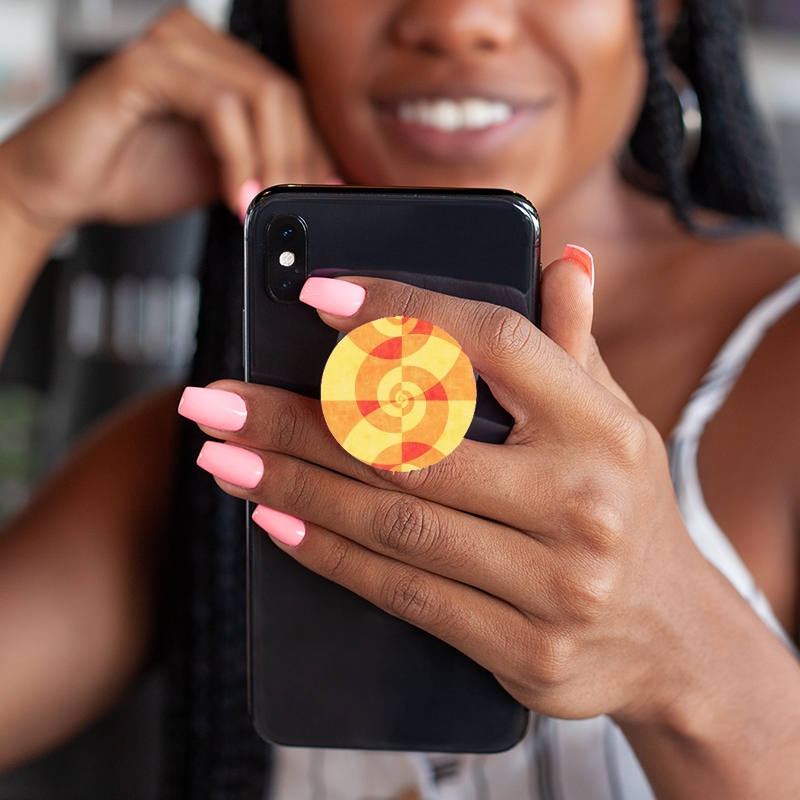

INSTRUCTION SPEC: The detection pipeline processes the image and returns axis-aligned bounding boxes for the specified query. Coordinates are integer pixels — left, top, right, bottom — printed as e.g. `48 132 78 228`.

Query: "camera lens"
267 214 307 303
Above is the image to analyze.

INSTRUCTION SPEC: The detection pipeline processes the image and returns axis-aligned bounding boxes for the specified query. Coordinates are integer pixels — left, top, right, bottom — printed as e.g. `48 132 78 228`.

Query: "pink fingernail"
561 244 595 293
238 179 262 223
179 387 247 431
299 277 365 317
197 441 263 488
325 176 345 185
252 505 306 547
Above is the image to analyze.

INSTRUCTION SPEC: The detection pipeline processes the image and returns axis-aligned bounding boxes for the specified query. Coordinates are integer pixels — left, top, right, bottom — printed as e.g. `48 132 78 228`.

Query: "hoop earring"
619 64 702 193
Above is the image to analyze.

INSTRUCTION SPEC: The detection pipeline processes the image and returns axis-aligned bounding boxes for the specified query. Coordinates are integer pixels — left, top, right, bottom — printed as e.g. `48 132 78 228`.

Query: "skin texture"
0 0 798 797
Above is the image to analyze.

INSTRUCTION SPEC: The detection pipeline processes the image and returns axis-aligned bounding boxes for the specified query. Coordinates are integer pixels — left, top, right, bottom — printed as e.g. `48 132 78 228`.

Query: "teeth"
397 98 513 132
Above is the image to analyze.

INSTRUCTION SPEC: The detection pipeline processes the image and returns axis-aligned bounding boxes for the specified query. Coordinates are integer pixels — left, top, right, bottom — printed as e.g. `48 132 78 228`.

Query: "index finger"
300 275 599 431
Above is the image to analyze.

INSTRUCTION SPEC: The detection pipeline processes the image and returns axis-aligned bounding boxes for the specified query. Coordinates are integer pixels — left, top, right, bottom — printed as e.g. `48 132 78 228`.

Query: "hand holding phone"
244 186 540 751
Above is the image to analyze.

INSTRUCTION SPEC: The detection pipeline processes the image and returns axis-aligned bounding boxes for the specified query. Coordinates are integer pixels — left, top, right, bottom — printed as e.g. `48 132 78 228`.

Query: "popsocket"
321 317 476 472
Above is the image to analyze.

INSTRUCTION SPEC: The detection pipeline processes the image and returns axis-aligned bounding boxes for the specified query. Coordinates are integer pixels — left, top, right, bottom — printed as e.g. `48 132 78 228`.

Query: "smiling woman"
0 0 798 798
289 0 647 211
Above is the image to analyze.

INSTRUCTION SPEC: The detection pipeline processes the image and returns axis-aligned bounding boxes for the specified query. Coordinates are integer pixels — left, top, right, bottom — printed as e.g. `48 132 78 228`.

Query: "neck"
539 159 686 268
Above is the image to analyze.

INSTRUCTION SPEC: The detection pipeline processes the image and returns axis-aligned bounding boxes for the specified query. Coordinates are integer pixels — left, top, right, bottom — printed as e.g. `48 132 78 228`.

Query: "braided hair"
161 2 783 799
632 0 783 229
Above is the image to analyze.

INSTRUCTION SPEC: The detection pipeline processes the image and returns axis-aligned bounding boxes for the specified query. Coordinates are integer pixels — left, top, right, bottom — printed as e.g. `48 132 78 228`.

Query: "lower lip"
378 105 544 161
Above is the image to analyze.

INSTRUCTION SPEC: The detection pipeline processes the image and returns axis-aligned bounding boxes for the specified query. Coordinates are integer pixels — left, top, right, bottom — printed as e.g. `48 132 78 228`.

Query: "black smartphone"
244 185 540 753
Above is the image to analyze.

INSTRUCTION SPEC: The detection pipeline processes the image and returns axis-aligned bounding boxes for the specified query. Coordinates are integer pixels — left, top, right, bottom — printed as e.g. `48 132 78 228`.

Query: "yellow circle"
321 317 477 472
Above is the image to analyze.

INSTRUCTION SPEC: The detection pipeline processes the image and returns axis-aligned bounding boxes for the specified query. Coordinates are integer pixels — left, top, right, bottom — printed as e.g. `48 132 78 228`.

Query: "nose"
390 0 518 57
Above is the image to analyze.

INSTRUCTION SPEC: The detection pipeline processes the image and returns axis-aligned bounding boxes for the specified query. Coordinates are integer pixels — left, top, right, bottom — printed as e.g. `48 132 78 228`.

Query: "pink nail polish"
196 441 263 488
238 179 262 223
299 277 366 317
561 244 595 293
252 505 306 547
179 387 247 431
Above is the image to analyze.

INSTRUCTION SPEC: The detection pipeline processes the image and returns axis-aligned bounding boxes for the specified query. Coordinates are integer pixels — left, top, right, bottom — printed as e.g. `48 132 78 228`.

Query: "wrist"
0 178 67 262
0 166 68 352
614 556 800 797
0 125 80 246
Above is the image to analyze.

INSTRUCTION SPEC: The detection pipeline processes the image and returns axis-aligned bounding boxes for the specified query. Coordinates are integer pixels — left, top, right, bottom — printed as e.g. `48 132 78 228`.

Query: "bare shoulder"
699 228 800 297
700 228 800 453
696 230 800 634
717 230 800 376
680 229 800 368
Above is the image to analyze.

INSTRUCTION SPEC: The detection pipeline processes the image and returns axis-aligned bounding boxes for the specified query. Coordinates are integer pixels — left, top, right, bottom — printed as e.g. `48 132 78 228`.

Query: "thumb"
540 244 595 367
542 245 635 407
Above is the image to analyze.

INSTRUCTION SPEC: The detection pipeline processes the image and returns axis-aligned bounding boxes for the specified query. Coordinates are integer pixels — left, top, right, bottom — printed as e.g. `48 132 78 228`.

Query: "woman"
0 0 798 797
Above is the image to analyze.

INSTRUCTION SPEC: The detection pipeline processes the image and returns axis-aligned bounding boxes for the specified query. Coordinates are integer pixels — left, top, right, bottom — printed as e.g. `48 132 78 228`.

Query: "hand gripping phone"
244 185 540 752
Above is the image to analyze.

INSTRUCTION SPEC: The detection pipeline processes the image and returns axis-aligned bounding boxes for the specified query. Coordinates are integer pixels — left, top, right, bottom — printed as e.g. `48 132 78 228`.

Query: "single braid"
630 0 695 227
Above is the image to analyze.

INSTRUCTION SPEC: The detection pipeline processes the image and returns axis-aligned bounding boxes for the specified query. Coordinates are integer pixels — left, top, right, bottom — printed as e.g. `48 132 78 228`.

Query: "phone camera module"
266 214 307 303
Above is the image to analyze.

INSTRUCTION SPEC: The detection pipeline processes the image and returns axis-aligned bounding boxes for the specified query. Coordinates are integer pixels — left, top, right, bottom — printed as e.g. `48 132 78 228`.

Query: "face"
289 0 650 213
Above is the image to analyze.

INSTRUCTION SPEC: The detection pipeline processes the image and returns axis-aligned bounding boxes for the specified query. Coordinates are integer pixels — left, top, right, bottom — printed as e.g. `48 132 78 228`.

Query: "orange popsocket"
321 317 476 472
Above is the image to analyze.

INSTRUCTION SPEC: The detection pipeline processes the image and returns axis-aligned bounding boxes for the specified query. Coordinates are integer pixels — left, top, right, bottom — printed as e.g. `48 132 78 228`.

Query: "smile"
396 97 513 132
379 93 547 162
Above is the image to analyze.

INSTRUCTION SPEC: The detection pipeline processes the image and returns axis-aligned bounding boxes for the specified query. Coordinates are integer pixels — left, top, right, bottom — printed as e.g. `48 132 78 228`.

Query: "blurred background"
0 0 797 796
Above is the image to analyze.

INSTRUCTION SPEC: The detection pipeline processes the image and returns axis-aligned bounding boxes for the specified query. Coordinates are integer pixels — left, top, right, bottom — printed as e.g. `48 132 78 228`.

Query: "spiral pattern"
321 317 476 471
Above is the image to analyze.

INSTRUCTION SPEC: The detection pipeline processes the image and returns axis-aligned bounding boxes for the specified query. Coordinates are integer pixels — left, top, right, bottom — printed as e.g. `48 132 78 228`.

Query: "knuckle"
281 460 316 514
531 630 576 688
316 535 351 582
390 281 422 320
479 305 538 364
561 477 628 553
271 400 308 452
600 404 649 472
374 495 439 558
383 570 442 626
560 557 619 623
105 46 159 115
143 9 184 45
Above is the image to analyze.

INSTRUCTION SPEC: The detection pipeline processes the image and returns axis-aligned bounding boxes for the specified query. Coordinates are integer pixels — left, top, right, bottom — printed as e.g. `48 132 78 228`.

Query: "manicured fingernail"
179 387 247 431
299 277 365 317
252 505 306 547
238 178 262 223
325 176 345 185
561 244 594 293
197 441 263 488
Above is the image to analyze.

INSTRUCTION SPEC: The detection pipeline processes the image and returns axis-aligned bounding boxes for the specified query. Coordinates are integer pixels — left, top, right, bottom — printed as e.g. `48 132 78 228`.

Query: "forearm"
0 388 179 771
618 558 800 799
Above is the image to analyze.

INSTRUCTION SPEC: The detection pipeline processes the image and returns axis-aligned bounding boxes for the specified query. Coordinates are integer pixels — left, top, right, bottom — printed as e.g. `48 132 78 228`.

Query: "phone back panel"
245 187 539 752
